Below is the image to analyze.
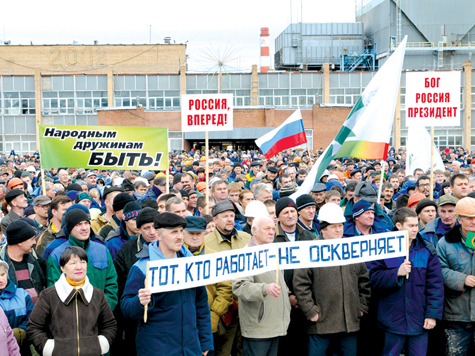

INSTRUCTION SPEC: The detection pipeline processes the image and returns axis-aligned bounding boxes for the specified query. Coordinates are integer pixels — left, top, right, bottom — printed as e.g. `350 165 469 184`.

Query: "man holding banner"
293 203 370 356
368 208 443 356
121 212 213 356
233 216 290 356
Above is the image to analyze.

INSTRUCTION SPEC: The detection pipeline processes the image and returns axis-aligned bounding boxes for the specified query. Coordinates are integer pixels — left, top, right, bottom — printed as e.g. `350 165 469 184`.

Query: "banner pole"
144 261 150 322
406 231 410 280
205 131 210 215
376 160 385 206
166 157 170 194
41 168 47 197
429 126 434 201
275 244 279 286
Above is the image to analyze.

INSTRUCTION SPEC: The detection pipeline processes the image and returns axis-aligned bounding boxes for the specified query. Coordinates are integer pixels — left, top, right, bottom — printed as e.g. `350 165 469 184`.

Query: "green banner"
39 125 168 170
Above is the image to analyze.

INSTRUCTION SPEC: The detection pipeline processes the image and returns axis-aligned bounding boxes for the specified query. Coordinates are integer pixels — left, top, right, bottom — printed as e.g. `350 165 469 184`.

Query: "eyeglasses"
418 183 430 188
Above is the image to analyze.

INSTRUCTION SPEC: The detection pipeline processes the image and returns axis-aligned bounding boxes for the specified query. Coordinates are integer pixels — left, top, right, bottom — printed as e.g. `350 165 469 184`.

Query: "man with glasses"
415 175 436 200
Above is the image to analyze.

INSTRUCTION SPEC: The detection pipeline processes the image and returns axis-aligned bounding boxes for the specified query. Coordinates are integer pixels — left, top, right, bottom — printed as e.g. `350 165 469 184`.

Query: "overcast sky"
0 0 355 72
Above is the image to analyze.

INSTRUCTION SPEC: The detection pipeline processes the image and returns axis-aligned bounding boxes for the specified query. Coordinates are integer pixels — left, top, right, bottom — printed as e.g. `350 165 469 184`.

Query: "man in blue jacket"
121 212 213 356
368 207 444 356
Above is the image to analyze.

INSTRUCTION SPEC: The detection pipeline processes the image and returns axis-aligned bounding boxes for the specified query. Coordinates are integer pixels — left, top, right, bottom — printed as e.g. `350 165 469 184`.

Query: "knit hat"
275 197 297 218
5 189 24 205
112 192 134 212
19 217 39 236
66 190 80 202
123 201 142 221
416 199 438 215
122 179 134 192
140 198 159 210
65 183 82 192
279 184 297 198
136 207 159 229
173 173 183 186
296 194 316 211
64 208 90 235
75 192 93 204
6 220 36 245
24 205 36 217
352 200 375 218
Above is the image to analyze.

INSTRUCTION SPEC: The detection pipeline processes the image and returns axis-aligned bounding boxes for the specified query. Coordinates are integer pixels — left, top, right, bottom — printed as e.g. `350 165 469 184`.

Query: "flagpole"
306 142 313 164
377 160 385 206
429 126 434 201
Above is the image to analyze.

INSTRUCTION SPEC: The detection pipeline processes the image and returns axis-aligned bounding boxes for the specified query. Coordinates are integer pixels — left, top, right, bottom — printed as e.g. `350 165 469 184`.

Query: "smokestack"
260 27 270 73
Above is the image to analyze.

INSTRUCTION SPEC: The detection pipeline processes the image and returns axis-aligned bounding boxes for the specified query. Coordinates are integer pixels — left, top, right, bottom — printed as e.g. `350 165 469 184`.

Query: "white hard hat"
134 177 149 187
245 200 269 218
318 203 345 225
114 177 124 187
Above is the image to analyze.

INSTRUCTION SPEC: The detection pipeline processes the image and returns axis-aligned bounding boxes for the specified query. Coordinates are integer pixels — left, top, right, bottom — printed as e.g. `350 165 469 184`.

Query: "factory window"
472 86 475 109
169 131 184 151
3 92 36 115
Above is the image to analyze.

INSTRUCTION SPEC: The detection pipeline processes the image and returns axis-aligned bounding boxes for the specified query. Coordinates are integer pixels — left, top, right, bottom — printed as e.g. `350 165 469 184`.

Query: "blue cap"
185 216 207 232
352 200 374 218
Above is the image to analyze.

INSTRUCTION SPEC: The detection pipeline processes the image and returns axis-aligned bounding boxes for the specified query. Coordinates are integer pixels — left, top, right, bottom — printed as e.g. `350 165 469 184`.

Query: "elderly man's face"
252 217 276 245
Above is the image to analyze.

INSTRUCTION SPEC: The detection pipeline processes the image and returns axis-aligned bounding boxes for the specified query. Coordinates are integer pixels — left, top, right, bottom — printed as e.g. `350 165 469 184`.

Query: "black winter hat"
6 220 36 245
136 207 159 229
123 201 142 221
173 173 183 186
64 208 90 235
275 197 297 218
122 179 134 192
112 192 134 212
65 183 83 192
103 186 124 200
416 199 438 215
140 198 159 210
5 189 24 205
296 194 316 211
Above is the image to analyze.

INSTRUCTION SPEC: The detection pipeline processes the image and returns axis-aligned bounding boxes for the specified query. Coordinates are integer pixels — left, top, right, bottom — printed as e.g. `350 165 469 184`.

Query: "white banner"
407 126 445 175
406 71 461 127
148 231 408 293
181 94 233 132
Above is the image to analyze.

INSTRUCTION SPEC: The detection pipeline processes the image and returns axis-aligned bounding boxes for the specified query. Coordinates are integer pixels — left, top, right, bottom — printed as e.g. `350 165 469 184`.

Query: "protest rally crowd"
1 145 475 356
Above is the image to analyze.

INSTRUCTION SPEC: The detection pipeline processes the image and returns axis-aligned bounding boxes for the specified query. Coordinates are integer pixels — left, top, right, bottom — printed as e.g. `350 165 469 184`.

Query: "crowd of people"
0 145 474 356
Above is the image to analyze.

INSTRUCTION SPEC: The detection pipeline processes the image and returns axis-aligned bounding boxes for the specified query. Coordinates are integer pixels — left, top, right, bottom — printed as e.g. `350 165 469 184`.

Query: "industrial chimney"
260 27 270 73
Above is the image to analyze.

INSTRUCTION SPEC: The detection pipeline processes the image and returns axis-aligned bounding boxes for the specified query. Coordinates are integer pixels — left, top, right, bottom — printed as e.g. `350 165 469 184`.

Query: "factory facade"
1 0 475 154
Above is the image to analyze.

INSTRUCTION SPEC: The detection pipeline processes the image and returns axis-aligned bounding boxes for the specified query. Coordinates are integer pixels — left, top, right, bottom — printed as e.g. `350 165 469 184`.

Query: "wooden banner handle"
275 244 279 286
144 261 150 322
406 232 410 280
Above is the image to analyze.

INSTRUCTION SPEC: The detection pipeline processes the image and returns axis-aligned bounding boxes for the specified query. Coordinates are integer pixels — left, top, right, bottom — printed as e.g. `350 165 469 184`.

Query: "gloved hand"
13 328 26 345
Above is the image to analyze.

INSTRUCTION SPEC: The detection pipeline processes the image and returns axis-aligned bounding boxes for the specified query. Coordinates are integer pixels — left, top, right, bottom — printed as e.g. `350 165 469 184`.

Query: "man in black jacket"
273 197 315 356
113 207 159 356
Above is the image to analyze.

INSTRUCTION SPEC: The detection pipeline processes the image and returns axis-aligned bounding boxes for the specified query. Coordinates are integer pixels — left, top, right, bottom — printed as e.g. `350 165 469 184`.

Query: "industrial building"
0 0 474 154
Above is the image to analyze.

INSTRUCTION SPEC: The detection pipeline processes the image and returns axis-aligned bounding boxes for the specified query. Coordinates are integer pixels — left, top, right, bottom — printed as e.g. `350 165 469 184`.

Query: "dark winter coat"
293 236 370 335
27 274 117 356
367 233 444 335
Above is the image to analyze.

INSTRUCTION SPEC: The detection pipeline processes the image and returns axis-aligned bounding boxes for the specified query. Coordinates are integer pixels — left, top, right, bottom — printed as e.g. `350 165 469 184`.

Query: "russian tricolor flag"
255 109 307 159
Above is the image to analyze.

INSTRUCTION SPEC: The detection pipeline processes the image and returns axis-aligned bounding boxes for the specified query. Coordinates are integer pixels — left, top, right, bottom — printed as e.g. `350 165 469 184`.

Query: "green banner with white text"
39 125 168 170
